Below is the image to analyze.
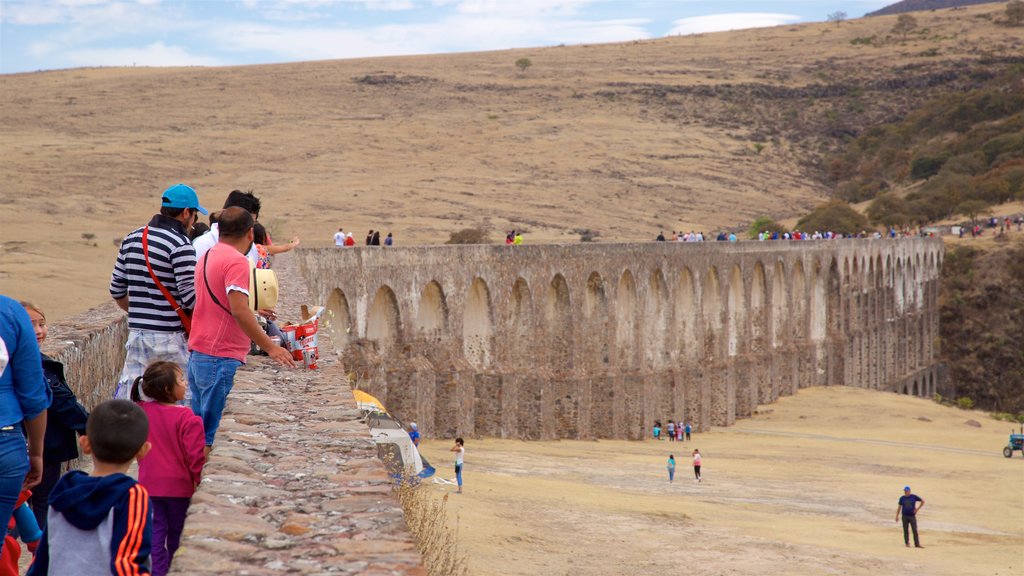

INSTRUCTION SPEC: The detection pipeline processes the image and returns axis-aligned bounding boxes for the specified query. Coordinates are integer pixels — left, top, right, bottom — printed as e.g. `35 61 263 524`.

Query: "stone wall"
297 238 944 440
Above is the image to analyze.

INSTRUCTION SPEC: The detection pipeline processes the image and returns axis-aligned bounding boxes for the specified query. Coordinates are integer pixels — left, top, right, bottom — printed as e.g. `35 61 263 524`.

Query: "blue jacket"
41 354 89 462
0 295 51 427
28 470 152 576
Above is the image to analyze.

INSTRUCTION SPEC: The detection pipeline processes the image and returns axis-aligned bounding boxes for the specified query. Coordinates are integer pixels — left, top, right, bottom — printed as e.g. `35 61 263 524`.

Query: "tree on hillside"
827 11 847 26
955 199 990 224
515 57 533 75
796 201 869 235
747 216 786 239
866 194 912 227
1007 1 1024 26
892 14 918 41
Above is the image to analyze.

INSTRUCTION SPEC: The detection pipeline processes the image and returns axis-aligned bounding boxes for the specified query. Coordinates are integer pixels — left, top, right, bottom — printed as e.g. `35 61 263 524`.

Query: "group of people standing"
332 228 393 247
2 183 300 575
653 419 691 442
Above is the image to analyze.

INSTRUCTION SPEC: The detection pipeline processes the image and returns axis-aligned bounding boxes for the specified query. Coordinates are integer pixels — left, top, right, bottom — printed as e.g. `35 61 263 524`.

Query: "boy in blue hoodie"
28 399 153 576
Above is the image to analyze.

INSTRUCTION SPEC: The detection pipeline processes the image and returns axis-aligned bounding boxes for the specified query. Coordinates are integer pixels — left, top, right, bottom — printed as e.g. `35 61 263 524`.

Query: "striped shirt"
109 214 196 332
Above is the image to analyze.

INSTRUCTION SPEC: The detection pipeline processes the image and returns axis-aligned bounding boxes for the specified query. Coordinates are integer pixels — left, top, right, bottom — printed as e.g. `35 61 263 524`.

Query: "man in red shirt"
188 207 293 449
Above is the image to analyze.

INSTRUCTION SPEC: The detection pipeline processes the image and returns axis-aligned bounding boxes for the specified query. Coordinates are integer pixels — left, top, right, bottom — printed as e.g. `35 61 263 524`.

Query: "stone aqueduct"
297 239 943 440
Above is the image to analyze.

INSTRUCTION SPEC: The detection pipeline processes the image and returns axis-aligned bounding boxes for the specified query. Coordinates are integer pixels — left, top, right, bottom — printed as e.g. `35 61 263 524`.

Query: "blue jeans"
0 426 30 556
455 464 463 487
187 351 241 446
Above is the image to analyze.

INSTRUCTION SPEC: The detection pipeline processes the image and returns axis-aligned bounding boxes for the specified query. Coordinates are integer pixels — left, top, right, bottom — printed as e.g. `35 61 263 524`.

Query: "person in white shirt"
333 228 345 247
451 437 465 494
193 190 261 263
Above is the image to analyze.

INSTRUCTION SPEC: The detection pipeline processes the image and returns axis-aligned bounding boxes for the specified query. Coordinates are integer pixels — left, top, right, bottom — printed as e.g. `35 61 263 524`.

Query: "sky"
0 0 898 74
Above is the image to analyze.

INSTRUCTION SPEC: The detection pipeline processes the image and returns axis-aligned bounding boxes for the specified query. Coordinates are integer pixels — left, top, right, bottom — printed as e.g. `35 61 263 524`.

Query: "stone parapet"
170 360 425 575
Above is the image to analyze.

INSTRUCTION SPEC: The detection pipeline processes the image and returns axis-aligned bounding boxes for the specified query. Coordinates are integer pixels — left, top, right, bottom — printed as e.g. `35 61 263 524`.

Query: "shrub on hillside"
910 154 948 180
747 216 786 238
866 194 912 227
796 201 868 234
445 227 491 245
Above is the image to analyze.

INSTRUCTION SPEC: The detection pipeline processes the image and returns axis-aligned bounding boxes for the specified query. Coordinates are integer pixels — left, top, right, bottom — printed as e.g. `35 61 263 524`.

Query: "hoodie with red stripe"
27 470 152 576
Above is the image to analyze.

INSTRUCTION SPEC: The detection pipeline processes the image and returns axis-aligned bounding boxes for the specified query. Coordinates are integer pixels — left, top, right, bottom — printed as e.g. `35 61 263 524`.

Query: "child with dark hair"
21 301 90 531
450 438 465 494
28 400 153 576
131 361 205 576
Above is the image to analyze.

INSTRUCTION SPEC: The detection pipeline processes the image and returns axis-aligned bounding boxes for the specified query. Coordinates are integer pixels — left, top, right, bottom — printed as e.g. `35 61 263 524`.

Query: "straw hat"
249 267 279 311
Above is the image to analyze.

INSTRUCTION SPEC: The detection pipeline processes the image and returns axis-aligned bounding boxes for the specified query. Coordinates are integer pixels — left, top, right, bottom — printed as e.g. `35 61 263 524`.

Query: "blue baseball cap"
161 183 208 215
903 486 911 491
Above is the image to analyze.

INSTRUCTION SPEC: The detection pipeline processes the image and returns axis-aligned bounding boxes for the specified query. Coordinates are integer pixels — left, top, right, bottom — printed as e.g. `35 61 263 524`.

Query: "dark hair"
188 222 210 241
219 206 255 239
253 222 267 245
130 361 181 404
86 400 149 464
160 206 186 218
455 437 464 446
223 189 261 218
209 211 220 225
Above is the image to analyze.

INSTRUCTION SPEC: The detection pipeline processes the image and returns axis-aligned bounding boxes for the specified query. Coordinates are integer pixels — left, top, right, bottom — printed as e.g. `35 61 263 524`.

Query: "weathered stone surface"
170 253 424 574
297 239 944 439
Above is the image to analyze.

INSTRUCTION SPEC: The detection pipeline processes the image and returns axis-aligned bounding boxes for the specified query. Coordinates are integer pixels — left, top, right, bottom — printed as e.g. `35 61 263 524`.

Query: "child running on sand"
667 454 676 483
132 361 206 576
692 449 702 482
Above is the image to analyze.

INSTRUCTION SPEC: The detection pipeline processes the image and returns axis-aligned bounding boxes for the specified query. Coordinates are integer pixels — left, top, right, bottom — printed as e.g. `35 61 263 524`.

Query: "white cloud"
211 13 649 61
67 41 224 67
667 13 800 35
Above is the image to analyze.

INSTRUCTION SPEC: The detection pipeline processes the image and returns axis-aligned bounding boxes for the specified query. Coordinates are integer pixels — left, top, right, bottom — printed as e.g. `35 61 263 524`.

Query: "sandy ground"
2 4 1021 321
419 387 1024 576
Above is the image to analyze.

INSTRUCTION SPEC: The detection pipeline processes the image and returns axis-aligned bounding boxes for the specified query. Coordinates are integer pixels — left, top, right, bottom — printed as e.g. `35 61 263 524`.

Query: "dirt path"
418 387 1024 576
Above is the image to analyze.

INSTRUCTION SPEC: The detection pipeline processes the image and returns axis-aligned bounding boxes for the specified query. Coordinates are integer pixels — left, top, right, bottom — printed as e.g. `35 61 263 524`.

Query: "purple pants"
151 496 191 576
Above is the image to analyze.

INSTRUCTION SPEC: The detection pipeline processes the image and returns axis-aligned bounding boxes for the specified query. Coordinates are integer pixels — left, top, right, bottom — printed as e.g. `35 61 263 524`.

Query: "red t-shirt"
190 242 251 362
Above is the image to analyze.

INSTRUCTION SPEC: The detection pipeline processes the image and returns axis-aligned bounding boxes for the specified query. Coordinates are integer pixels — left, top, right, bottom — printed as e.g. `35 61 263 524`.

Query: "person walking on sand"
451 438 465 494
334 228 345 247
667 454 676 483
692 449 702 482
685 422 692 441
896 486 925 548
666 420 675 442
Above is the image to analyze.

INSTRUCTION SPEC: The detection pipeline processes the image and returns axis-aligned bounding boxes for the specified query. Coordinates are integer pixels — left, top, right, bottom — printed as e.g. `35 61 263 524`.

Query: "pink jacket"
138 402 206 498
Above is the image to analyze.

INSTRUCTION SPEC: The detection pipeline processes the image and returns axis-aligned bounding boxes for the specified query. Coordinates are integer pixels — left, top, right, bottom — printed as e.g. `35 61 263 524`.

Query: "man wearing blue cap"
109 183 208 399
896 485 925 548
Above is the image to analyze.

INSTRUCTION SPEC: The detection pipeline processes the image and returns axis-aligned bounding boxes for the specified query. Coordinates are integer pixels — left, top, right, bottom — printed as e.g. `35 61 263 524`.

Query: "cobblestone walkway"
171 252 424 575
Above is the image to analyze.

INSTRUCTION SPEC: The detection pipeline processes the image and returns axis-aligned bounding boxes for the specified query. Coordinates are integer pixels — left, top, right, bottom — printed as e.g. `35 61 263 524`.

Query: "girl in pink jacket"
132 361 206 576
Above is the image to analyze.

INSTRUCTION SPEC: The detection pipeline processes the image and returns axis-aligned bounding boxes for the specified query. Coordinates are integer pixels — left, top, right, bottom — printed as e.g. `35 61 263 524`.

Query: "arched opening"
703 267 722 357
750 262 767 353
676 267 698 359
367 285 401 349
463 278 494 369
771 262 786 349
894 258 905 314
809 261 827 343
546 274 573 369
510 277 533 365
827 259 841 336
644 269 671 368
727 265 745 356
584 272 610 365
616 270 637 366
792 261 807 339
415 281 448 341
325 288 352 350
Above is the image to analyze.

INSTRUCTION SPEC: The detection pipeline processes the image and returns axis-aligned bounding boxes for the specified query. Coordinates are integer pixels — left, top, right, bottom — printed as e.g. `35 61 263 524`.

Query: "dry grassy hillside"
1 3 1021 319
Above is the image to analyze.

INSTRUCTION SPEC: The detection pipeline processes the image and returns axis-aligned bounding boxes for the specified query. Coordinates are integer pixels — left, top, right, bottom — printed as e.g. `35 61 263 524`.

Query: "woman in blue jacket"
0 295 51 549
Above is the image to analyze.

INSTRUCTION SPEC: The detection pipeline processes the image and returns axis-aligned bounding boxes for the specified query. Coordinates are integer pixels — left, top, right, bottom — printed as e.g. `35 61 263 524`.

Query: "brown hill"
867 0 1001 17
1 3 1021 320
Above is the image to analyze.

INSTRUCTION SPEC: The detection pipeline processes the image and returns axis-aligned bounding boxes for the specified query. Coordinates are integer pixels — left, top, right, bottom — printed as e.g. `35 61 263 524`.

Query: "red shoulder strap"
142 227 192 335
